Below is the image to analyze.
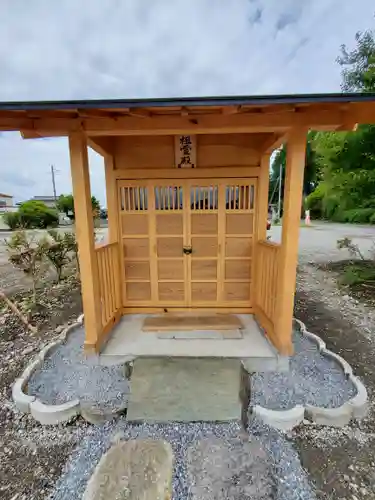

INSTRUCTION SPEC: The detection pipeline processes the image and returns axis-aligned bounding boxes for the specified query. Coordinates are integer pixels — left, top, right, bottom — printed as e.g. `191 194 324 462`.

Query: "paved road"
1 221 374 268
0 227 108 265
270 221 375 263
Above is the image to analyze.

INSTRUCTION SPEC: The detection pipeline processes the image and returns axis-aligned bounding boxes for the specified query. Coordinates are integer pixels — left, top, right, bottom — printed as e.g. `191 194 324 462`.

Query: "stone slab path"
127 357 243 422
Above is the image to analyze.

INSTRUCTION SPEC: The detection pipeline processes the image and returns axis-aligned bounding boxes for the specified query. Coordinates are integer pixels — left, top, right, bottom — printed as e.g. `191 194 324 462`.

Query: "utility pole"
51 165 57 203
277 162 282 220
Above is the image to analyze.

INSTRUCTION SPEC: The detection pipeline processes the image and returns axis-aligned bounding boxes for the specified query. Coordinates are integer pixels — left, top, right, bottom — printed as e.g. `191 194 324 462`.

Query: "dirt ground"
0 275 84 500
0 223 374 499
293 261 375 499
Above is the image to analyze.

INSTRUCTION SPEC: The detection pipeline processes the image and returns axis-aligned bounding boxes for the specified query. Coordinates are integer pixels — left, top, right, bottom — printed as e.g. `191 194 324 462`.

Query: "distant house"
0 193 15 212
29 195 57 208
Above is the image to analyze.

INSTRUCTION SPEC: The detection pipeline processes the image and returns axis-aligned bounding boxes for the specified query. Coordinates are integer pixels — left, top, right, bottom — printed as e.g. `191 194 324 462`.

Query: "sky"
0 0 374 206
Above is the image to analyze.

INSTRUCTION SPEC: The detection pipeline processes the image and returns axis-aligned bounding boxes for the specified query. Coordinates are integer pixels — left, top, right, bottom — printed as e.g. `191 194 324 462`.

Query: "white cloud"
0 0 373 204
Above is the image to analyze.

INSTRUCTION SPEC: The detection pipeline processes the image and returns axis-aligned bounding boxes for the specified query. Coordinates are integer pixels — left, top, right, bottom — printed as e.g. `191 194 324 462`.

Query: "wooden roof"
1 93 375 138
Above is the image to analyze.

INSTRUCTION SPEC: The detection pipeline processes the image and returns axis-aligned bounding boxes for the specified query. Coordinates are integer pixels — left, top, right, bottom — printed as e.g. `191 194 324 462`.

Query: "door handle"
183 246 193 255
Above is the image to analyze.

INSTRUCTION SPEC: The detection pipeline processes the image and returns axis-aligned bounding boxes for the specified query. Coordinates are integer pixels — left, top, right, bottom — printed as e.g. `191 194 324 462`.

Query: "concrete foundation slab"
127 357 244 422
100 314 284 371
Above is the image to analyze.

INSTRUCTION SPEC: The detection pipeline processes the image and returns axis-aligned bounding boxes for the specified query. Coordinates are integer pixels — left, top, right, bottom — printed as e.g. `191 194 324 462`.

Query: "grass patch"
324 259 375 306
340 262 375 286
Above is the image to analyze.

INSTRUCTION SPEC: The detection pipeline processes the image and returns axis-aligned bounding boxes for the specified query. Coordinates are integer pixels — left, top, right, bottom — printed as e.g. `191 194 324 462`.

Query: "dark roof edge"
1 92 375 111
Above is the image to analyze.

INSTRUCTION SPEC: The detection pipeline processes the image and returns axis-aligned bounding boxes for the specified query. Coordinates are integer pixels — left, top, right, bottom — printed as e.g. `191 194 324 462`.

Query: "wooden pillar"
104 155 119 243
255 153 271 241
69 133 102 352
275 128 307 354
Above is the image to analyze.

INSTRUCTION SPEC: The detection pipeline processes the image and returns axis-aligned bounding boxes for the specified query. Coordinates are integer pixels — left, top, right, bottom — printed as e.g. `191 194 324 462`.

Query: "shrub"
18 200 59 229
337 237 365 260
340 208 375 223
5 231 49 305
63 231 79 271
2 211 22 230
44 230 72 283
340 263 375 286
305 185 324 218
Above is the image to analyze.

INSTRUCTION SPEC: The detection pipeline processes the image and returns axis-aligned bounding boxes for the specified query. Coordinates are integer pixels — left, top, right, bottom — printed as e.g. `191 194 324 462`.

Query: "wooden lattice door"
118 177 256 309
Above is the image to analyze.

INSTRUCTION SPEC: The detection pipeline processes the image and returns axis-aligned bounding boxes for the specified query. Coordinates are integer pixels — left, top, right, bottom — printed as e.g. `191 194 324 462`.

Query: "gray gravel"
270 222 375 264
252 328 357 410
28 326 129 411
48 417 316 500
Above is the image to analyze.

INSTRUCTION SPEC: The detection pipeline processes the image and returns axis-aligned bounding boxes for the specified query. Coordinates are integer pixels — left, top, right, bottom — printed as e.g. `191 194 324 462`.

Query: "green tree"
56 194 101 219
337 28 375 92
16 200 58 229
305 23 375 223
269 131 321 213
91 195 101 218
56 194 74 218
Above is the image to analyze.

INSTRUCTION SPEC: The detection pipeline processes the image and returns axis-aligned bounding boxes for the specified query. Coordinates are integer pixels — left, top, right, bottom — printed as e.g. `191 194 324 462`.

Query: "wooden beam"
274 128 307 355
68 133 102 352
87 136 114 157
104 155 120 243
255 154 271 241
222 105 241 115
260 133 288 154
127 108 152 118
5 102 375 136
21 130 41 139
0 108 349 135
335 122 358 132
20 129 63 139
113 166 260 180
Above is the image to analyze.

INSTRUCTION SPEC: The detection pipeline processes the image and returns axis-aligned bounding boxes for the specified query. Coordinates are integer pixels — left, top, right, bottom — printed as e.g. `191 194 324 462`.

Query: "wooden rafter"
87 136 114 156
222 105 241 115
259 133 288 154
2 101 375 137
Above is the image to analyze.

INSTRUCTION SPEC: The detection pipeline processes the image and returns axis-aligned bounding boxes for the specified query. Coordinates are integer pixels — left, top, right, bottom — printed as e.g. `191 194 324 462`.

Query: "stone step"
127 357 250 423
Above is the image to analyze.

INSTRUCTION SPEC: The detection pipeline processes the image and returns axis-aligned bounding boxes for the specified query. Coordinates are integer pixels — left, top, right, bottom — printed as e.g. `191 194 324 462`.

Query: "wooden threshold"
142 313 243 332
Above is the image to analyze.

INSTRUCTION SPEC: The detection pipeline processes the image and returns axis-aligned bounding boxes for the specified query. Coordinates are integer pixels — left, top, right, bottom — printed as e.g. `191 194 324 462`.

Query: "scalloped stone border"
250 318 368 430
13 313 130 425
14 315 368 428
12 317 84 424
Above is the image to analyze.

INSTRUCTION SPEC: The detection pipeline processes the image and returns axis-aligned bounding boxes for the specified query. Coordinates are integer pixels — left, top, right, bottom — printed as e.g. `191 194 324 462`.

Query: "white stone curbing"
348 376 368 419
12 378 35 413
252 318 368 430
12 314 85 424
305 403 352 427
321 348 353 378
293 318 326 352
252 405 305 431
30 398 80 425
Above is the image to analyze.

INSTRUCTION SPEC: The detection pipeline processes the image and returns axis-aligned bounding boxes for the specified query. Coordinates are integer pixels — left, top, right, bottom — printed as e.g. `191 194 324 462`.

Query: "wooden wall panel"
191 282 217 301
197 134 262 167
115 135 175 168
191 260 217 280
225 237 252 257
158 282 185 301
224 283 250 301
123 238 149 258
158 260 184 280
125 261 150 280
126 282 151 300
121 214 148 235
114 133 262 170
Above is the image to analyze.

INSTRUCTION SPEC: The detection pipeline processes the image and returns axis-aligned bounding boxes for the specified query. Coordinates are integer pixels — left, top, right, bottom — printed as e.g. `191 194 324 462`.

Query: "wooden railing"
254 240 281 341
95 242 122 334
